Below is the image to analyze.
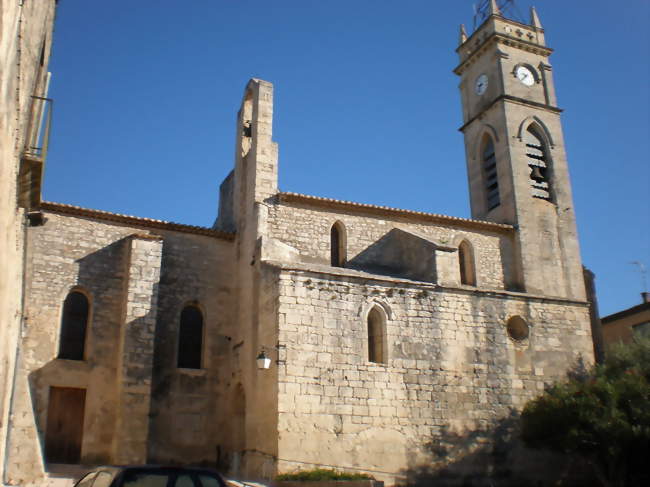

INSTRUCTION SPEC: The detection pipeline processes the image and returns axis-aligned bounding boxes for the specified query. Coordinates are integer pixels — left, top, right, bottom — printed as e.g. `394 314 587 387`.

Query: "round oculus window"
507 316 529 341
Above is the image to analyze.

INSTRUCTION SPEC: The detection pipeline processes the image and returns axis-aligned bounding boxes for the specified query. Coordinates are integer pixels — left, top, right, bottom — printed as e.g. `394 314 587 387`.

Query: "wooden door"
45 387 86 463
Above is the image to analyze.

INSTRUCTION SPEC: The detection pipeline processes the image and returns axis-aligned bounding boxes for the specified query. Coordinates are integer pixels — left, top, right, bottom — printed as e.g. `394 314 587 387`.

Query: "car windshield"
197 475 221 487
122 472 170 487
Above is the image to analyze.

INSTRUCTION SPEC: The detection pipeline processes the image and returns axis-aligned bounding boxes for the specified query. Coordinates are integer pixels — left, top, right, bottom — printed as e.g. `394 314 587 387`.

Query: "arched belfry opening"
367 306 387 364
481 135 500 210
524 125 552 201
330 221 347 267
240 90 254 158
458 240 476 286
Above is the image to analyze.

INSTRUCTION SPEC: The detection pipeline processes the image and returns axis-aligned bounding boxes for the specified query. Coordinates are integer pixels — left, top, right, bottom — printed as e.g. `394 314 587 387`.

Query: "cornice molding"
265 260 589 308
458 94 562 133
457 15 545 55
455 33 553 76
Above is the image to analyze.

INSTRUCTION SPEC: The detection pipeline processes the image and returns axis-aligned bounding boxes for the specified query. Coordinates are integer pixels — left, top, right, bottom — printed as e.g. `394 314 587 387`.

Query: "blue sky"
45 0 649 316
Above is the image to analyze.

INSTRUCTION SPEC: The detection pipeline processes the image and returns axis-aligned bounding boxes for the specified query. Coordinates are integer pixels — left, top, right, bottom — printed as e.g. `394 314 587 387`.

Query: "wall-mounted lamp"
256 343 286 370
256 350 272 370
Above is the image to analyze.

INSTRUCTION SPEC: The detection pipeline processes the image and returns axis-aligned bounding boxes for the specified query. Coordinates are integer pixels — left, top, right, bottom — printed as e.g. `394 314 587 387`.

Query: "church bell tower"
455 2 586 301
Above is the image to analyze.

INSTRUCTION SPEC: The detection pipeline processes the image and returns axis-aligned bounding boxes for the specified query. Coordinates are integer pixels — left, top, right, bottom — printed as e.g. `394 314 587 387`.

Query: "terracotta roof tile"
41 202 235 240
277 192 514 232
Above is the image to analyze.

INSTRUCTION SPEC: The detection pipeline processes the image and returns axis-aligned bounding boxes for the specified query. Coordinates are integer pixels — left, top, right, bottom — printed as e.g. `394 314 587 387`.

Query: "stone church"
1 1 595 486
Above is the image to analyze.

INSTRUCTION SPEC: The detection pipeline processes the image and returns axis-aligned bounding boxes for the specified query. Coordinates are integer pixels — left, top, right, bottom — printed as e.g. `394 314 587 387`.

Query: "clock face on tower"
475 74 488 95
515 65 535 86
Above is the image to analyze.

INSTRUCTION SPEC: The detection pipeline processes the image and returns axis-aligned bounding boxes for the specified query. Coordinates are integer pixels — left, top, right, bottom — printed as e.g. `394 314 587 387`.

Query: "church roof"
41 201 234 240
41 191 514 240
277 192 514 233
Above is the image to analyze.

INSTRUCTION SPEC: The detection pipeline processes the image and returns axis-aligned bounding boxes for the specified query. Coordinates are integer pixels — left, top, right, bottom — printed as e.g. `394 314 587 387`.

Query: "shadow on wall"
26 237 162 467
146 234 238 471
399 411 598 487
348 229 438 283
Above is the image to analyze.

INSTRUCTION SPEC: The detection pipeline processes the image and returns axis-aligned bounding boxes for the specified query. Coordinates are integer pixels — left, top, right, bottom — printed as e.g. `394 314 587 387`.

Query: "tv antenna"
630 261 648 293
472 0 526 31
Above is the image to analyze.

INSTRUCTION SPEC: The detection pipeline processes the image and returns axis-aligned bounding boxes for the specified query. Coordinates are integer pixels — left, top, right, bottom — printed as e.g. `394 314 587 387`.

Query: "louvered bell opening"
487 190 500 209
525 129 551 200
530 166 546 183
486 173 500 209
482 139 500 210
484 159 500 209
526 143 544 157
531 187 550 199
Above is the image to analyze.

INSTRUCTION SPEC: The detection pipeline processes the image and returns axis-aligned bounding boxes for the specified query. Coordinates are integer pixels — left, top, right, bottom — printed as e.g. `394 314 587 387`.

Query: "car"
73 466 227 487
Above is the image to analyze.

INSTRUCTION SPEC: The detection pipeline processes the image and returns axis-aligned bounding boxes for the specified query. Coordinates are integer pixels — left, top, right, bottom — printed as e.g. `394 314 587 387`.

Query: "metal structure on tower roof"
472 0 526 31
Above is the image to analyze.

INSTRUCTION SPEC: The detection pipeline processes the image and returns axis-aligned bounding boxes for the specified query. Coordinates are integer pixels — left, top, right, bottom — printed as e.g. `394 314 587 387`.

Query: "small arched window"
458 240 476 286
330 221 347 267
178 305 203 369
482 136 500 210
367 307 386 364
58 291 89 360
525 126 551 200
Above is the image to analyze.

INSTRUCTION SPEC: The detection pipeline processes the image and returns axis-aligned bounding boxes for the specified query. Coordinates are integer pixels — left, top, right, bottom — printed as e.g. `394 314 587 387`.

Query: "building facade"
1 3 595 486
601 293 650 347
1 0 57 484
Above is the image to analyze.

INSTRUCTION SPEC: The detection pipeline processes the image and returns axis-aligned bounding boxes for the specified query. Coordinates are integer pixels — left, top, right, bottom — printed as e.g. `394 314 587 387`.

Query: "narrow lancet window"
58 291 89 360
482 137 500 210
178 305 203 369
367 307 386 364
330 222 346 267
459 240 476 286
525 126 551 200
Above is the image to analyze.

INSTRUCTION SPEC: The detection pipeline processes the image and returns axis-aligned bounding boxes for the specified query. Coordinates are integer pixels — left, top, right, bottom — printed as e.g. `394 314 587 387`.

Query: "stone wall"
113 234 163 464
268 200 511 291
8 213 137 482
4 210 235 483
148 228 236 467
272 265 593 485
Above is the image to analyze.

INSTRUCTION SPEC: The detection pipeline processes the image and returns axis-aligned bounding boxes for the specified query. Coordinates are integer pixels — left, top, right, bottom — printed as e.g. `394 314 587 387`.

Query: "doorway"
45 387 86 463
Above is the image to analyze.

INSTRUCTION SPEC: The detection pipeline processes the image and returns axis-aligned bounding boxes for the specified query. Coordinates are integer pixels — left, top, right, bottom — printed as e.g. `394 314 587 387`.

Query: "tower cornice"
454 33 553 75
458 14 545 53
457 94 562 133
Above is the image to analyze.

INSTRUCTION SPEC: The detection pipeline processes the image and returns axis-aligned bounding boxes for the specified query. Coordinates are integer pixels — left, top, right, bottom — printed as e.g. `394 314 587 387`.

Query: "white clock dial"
515 65 535 86
475 74 488 95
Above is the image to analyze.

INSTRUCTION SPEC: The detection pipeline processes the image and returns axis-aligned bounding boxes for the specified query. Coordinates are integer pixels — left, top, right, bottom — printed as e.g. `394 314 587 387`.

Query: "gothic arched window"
482 136 500 210
330 221 347 267
367 307 386 364
58 290 89 360
525 126 552 200
458 240 476 286
178 305 203 369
